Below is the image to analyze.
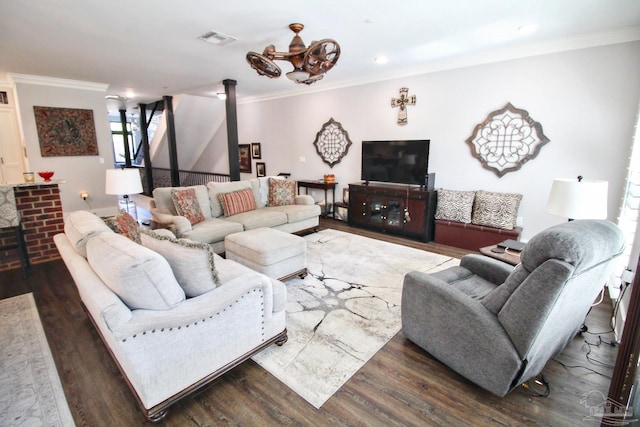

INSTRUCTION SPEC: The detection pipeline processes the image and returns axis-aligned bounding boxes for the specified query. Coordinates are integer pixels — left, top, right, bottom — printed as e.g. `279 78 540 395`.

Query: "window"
616 101 640 289
110 121 135 165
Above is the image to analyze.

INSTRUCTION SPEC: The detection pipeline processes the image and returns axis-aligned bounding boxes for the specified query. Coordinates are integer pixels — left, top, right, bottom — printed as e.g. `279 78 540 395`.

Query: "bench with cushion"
433 189 523 251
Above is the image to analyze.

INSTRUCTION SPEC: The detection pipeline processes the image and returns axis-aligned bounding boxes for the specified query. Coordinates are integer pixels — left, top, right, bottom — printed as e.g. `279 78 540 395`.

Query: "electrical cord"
552 358 611 379
584 336 615 369
521 374 550 397
591 287 605 306
610 281 630 342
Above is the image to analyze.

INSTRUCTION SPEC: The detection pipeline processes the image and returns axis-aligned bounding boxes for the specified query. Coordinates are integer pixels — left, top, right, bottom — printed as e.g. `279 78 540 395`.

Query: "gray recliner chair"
401 219 625 396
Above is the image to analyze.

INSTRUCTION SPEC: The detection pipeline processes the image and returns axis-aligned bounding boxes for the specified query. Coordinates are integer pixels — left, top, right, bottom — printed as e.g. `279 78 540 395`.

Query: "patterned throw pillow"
140 229 220 297
104 211 141 244
434 189 476 223
268 178 296 206
171 188 205 225
471 190 523 230
218 188 257 216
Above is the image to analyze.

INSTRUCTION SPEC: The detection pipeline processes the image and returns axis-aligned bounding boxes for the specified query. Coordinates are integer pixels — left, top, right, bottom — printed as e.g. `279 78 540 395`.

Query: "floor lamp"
546 176 608 221
105 168 143 221
546 175 608 334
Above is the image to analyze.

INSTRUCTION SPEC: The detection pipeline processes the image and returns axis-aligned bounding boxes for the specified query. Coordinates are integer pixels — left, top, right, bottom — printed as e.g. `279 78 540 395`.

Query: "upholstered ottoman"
224 227 307 281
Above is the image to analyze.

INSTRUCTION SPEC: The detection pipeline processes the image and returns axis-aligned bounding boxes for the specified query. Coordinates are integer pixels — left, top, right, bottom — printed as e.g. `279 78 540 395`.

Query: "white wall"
8 41 639 237
12 75 116 215
237 42 640 240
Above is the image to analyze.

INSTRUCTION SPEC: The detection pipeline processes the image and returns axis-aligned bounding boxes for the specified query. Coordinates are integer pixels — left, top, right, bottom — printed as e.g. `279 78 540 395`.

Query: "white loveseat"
150 177 321 253
54 210 287 421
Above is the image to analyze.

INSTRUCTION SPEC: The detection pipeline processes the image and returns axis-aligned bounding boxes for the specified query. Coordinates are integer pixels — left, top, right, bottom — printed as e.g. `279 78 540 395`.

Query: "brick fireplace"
0 183 64 272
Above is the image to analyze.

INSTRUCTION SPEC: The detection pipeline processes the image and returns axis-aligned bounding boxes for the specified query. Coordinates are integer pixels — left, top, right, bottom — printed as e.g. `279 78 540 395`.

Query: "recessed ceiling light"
375 56 388 65
199 31 237 46
105 95 122 100
216 93 227 100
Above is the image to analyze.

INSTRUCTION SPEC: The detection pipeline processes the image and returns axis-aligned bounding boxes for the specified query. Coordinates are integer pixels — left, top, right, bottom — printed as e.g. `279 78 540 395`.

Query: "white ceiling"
2 0 640 111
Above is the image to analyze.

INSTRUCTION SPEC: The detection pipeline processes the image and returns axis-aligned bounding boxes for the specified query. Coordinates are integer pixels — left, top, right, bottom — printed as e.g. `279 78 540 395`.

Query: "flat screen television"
361 139 430 185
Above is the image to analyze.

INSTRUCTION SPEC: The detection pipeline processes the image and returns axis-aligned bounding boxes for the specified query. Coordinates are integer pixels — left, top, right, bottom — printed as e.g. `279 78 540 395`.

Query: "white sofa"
150 177 321 253
54 210 287 421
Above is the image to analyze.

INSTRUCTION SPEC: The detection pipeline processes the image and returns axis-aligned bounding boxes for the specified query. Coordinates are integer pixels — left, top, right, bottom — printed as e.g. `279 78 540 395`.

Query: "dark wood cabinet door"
348 190 369 225
403 197 427 237
348 183 436 242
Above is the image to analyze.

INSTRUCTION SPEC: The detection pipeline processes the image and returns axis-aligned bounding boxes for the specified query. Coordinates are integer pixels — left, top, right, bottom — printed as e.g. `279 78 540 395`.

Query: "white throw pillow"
87 232 185 310
140 230 220 297
64 210 112 257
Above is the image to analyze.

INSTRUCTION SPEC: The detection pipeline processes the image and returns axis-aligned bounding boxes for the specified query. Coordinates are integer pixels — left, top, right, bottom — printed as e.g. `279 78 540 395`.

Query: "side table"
297 180 337 218
479 245 521 266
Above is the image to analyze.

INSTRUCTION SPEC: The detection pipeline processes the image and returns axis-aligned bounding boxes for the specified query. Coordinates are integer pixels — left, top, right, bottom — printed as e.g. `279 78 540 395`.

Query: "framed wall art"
313 117 353 167
238 144 252 173
251 142 262 159
466 102 550 177
33 106 99 156
256 162 266 177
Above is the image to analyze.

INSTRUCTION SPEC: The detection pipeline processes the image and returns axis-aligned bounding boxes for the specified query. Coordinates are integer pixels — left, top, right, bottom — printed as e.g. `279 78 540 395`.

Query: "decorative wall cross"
391 87 416 125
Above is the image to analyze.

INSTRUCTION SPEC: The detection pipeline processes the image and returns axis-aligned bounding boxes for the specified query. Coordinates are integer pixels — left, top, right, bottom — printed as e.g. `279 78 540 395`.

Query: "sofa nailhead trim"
121 288 266 342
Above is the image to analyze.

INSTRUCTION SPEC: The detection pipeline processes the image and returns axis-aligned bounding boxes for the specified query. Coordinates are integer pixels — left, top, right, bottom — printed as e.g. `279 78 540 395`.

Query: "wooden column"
224 79 240 181
163 95 180 187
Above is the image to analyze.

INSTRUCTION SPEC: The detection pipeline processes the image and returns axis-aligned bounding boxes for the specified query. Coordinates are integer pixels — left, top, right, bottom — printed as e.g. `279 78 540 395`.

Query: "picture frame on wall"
256 162 266 177
239 144 252 173
251 142 262 159
33 106 99 156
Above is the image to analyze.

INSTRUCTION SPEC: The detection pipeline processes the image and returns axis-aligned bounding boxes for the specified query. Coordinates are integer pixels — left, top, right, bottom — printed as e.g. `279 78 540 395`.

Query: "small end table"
479 245 521 266
297 180 337 218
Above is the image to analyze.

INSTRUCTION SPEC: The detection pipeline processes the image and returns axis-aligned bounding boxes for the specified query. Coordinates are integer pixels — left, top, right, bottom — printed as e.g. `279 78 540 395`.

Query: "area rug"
0 293 75 426
252 229 459 408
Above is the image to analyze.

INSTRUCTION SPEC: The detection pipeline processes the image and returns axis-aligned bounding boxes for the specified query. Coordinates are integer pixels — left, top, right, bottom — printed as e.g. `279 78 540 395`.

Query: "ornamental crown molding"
9 73 108 92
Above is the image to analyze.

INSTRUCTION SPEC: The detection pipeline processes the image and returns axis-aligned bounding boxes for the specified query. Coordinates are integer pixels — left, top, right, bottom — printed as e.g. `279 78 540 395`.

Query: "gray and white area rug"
252 229 459 408
0 293 75 426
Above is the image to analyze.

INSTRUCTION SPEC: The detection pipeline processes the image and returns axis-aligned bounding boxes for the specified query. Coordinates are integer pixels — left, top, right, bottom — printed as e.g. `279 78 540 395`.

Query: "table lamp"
105 168 143 220
546 176 608 221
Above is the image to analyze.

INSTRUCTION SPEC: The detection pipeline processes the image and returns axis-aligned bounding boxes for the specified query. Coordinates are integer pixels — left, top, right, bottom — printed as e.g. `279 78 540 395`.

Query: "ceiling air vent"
198 31 237 46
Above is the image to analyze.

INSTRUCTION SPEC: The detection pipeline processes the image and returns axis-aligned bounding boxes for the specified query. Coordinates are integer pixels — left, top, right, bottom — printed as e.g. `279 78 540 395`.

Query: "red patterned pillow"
105 211 141 244
219 188 257 216
171 188 205 225
268 178 296 206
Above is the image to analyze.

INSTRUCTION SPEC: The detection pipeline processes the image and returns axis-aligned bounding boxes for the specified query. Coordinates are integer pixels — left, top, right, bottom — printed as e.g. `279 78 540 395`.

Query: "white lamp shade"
546 178 608 220
105 168 143 196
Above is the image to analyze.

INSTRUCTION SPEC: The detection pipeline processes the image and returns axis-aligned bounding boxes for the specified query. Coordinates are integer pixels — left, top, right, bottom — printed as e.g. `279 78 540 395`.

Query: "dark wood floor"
1 219 618 426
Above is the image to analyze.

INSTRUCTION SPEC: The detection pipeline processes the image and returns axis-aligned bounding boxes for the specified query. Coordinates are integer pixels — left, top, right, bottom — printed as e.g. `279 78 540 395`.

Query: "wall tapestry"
313 118 352 167
238 144 252 173
391 87 416 125
33 106 99 156
465 102 549 177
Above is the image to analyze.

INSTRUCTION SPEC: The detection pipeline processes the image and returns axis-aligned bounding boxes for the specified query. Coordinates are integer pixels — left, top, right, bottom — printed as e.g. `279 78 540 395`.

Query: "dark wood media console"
348 182 437 242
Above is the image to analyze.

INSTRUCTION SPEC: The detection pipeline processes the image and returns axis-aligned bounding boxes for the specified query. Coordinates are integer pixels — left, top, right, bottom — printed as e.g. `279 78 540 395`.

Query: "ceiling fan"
246 23 341 85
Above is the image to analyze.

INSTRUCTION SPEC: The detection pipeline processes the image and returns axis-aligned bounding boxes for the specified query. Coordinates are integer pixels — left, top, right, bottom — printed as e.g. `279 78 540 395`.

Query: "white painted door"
0 89 25 183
